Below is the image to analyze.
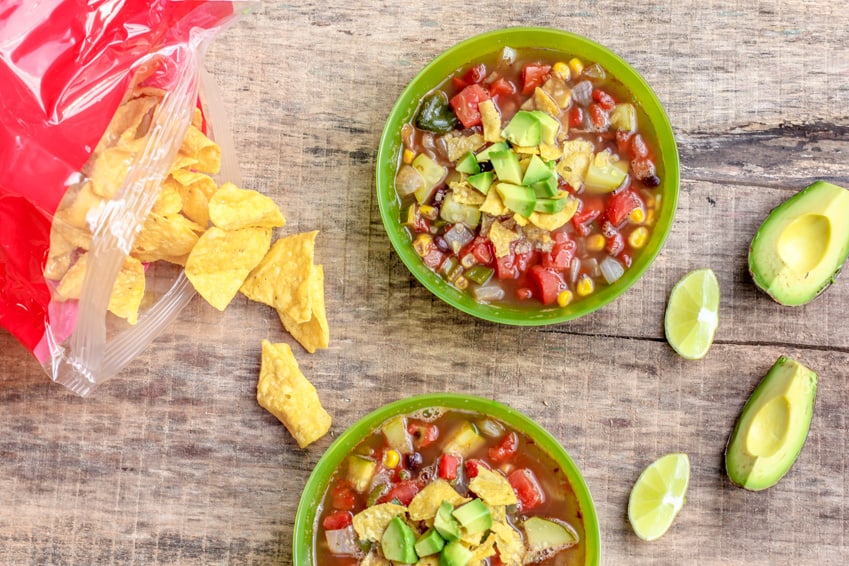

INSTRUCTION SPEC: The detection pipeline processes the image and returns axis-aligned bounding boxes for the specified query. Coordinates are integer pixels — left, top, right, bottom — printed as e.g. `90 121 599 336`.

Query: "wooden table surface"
2 2 849 564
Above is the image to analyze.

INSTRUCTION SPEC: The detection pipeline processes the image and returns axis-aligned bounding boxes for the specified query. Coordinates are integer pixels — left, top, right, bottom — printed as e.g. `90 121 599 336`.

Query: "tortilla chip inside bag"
186 226 272 311
256 340 331 448
209 182 286 230
241 230 318 324
55 253 146 324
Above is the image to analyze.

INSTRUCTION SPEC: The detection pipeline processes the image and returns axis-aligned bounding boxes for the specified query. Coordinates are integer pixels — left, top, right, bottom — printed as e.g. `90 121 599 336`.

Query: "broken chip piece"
256 340 331 448
278 264 329 353
185 226 272 311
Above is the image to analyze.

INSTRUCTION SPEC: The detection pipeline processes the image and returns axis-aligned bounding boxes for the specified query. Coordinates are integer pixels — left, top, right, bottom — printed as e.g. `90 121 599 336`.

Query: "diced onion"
599 256 625 284
473 285 505 303
443 224 474 253
325 526 359 556
395 164 424 196
572 80 593 106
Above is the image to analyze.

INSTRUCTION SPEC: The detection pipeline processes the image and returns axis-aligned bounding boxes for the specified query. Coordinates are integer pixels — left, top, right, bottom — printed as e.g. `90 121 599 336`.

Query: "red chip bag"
0 1 246 395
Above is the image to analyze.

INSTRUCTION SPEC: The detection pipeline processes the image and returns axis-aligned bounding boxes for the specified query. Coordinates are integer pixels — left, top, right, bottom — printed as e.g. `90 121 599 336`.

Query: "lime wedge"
628 452 690 541
664 268 720 360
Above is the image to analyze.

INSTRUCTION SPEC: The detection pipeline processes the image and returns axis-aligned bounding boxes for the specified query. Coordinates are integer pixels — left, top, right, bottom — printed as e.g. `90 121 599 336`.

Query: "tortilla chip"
55 253 88 300
170 152 199 172
152 180 183 215
186 227 272 311
480 188 509 217
469 467 518 506
488 221 519 258
191 107 204 130
170 169 218 199
180 124 221 174
52 220 92 251
241 230 318 323
89 146 133 198
352 503 407 542
361 550 391 566
539 142 563 161
256 340 331 448
44 231 77 281
491 521 525 566
58 183 106 229
444 132 486 162
407 479 469 521
557 140 594 189
278 265 329 353
131 212 204 262
110 95 160 146
209 183 285 230
528 197 579 231
108 256 146 324
450 181 486 206
469 532 497 563
479 99 503 144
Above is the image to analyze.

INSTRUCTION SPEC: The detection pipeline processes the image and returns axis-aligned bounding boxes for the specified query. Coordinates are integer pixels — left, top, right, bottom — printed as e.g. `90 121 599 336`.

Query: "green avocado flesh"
749 180 849 306
725 356 817 491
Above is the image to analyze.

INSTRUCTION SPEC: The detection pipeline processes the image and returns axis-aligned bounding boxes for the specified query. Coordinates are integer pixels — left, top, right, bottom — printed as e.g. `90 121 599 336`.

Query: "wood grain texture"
2 1 849 564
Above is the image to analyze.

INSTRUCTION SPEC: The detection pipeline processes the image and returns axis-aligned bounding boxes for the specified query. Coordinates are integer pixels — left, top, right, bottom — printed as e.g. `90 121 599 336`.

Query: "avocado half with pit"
725 356 817 491
749 180 849 306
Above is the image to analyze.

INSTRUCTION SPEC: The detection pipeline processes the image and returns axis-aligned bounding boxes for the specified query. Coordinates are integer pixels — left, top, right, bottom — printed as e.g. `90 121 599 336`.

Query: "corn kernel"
629 208 645 224
645 208 656 226
460 253 478 269
454 276 469 290
413 234 432 257
402 149 415 164
557 290 573 307
419 205 437 220
568 57 584 77
586 234 606 251
576 275 595 296
552 61 571 81
628 226 649 249
383 449 400 469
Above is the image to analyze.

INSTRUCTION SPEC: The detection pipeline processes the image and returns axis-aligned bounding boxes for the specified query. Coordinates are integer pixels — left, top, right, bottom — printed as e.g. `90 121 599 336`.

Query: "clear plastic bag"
0 1 251 396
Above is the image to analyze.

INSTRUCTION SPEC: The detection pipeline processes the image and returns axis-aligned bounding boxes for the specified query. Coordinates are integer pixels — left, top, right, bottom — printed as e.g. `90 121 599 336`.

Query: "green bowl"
376 27 679 325
292 393 601 565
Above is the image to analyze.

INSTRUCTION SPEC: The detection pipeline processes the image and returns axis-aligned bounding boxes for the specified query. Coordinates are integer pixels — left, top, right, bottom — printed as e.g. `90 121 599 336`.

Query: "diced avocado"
495 183 536 219
381 516 418 564
414 528 445 557
346 454 377 493
452 498 492 534
583 151 628 193
725 356 817 491
522 155 555 186
523 517 579 562
529 110 561 145
439 540 473 566
534 197 569 214
455 151 480 175
610 103 638 132
440 193 481 228
382 416 414 454
489 150 523 185
434 501 461 541
748 180 849 306
531 176 559 198
467 171 494 194
501 110 542 147
475 141 509 162
412 153 447 203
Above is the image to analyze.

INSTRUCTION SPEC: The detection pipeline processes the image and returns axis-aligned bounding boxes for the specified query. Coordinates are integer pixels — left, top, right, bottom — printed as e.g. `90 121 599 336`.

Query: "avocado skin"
724 356 817 491
748 180 849 306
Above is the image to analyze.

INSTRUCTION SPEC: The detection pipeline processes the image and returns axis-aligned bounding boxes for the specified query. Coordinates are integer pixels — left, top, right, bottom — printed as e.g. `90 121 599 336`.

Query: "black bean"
406 452 423 470
644 175 661 188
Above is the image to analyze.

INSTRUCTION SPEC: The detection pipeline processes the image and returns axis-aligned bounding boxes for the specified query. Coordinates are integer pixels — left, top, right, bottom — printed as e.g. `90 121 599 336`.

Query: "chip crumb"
256 340 331 448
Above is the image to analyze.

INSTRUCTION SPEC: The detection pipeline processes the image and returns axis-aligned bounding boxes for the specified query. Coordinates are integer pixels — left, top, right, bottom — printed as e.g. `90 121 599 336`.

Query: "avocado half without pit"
725 356 817 491
749 180 849 306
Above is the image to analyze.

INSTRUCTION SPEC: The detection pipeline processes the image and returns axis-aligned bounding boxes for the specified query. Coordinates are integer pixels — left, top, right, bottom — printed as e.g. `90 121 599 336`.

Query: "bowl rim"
375 26 680 326
292 392 602 566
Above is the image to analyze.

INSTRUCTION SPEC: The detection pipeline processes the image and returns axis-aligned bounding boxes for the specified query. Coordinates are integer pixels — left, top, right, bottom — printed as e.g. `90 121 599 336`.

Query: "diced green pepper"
415 90 458 134
465 265 494 285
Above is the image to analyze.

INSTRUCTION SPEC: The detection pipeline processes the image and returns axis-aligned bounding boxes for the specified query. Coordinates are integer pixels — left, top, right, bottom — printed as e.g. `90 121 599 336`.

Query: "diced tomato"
521 63 551 95
569 105 584 128
438 454 460 481
495 253 518 280
489 77 516 97
543 239 576 271
488 432 519 464
528 265 563 305
452 76 469 91
463 63 486 85
408 422 439 448
330 481 357 511
616 130 634 155
515 287 533 301
422 248 446 270
631 157 657 181
592 89 617 110
514 249 537 274
552 229 572 245
600 221 625 255
630 133 649 159
467 237 494 266
378 479 420 506
464 459 491 478
322 510 353 531
605 189 643 226
508 468 545 511
450 84 490 129
589 103 609 130
572 208 601 237
490 554 505 566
